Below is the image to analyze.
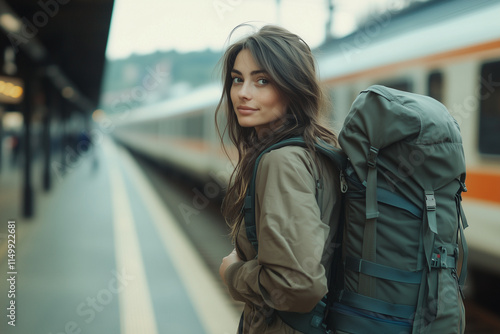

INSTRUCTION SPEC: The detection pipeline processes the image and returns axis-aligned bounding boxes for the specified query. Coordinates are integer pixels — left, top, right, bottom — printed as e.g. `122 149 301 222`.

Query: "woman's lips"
237 106 258 116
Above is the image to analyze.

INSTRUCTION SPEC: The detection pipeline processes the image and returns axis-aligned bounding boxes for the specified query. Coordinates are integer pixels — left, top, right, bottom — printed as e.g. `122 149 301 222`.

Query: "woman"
217 24 342 333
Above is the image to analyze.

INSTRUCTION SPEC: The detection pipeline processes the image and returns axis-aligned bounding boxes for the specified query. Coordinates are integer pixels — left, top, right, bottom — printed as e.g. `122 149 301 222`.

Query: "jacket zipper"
340 170 348 193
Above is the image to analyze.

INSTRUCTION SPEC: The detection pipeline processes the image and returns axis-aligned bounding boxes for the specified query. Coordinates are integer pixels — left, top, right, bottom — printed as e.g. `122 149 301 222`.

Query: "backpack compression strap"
359 146 380 296
456 174 469 289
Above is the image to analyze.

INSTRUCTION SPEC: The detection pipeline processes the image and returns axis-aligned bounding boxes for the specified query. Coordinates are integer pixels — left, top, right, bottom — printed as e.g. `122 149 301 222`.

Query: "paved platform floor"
0 137 239 334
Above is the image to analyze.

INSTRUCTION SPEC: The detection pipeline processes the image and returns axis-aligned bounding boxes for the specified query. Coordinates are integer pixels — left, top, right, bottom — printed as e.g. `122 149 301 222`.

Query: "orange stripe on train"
325 38 500 86
463 170 500 205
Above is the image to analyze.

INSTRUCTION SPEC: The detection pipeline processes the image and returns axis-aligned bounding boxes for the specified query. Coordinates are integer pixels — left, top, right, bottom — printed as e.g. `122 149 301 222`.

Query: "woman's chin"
237 120 256 129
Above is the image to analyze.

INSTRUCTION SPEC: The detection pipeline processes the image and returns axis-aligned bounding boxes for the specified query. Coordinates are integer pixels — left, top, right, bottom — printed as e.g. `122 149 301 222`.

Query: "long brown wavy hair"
215 24 338 241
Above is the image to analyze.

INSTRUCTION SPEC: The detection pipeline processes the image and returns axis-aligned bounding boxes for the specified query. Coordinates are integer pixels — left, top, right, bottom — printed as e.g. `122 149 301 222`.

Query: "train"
110 0 500 277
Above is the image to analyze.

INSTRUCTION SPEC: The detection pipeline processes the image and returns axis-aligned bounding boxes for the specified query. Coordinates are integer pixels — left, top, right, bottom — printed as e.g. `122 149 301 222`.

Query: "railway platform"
1 135 500 334
0 137 240 334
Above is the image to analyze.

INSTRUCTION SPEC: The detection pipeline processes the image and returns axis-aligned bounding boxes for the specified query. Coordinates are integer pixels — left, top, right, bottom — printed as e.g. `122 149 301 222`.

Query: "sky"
105 0 404 59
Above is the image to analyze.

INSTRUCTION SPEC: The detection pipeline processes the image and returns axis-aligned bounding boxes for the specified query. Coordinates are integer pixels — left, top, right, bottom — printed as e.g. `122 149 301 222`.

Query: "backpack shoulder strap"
242 137 346 253
241 137 346 333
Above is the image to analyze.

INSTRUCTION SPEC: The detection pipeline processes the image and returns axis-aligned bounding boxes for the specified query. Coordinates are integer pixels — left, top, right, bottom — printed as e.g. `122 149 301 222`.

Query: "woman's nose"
238 82 251 100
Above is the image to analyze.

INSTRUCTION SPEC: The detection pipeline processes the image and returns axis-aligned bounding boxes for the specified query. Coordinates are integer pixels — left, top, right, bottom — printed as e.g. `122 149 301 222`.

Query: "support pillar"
22 71 34 218
0 106 3 173
59 99 67 176
42 82 56 191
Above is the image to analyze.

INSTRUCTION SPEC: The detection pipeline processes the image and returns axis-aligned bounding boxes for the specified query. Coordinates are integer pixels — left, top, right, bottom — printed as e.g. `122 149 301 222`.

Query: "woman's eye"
232 77 242 84
257 78 269 85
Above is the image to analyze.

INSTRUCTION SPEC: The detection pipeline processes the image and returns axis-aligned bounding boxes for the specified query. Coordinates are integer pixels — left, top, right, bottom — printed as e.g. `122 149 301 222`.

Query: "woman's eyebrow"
231 69 268 76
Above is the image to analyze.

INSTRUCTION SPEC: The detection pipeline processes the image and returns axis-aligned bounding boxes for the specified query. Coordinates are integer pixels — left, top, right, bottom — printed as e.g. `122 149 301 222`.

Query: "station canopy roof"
0 0 115 111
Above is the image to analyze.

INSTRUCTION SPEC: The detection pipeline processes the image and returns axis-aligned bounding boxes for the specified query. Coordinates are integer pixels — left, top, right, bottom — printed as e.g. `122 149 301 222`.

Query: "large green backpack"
243 85 468 334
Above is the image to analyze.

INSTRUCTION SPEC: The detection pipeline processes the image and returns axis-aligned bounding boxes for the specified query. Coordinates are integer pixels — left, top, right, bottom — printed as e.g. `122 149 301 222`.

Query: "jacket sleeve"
225 147 331 313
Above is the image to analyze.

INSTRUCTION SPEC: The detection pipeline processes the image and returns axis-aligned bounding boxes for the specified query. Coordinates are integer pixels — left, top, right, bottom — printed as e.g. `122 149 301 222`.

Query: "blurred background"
0 0 499 333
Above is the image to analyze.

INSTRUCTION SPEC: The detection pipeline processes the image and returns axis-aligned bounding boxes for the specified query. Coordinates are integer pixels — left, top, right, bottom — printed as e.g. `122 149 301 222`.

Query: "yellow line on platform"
116 142 240 334
105 139 159 334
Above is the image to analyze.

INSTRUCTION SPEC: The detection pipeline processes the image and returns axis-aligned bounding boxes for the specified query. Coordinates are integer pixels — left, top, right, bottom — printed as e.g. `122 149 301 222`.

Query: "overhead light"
62 86 75 99
0 75 24 104
0 13 21 33
2 111 23 130
92 109 105 122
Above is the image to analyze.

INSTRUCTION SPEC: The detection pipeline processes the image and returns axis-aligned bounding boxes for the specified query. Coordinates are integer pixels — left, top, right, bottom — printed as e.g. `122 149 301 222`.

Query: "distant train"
111 0 500 275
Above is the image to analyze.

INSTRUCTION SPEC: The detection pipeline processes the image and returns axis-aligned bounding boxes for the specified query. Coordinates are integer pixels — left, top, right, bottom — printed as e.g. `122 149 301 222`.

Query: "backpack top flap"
339 85 465 201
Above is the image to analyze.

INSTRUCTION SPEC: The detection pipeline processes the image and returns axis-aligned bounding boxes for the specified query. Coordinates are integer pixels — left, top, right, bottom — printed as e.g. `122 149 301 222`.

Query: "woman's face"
230 49 288 137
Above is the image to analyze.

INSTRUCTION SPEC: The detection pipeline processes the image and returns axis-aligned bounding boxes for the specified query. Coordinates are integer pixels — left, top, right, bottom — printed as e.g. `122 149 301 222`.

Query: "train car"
316 0 500 276
112 84 231 184
112 0 500 276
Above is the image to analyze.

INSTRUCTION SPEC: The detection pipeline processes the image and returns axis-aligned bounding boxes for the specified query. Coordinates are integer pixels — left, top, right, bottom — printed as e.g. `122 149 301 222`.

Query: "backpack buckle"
459 180 467 193
431 253 440 268
431 247 448 268
367 146 379 168
425 193 436 211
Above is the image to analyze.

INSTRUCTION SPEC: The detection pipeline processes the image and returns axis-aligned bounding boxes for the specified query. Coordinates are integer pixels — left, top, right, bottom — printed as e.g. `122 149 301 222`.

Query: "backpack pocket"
331 301 413 334
415 268 465 333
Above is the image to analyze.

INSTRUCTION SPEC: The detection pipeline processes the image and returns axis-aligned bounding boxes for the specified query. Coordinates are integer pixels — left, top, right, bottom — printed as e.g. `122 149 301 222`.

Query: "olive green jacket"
225 146 342 333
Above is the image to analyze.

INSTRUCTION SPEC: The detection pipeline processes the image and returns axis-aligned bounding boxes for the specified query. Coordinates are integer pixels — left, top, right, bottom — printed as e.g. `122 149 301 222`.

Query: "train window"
216 112 232 145
428 71 444 103
185 112 204 139
479 61 500 156
170 117 181 137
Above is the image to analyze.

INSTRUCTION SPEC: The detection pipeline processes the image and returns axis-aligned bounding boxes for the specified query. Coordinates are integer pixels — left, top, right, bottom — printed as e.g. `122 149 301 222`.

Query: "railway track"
464 300 500 333
131 150 500 333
